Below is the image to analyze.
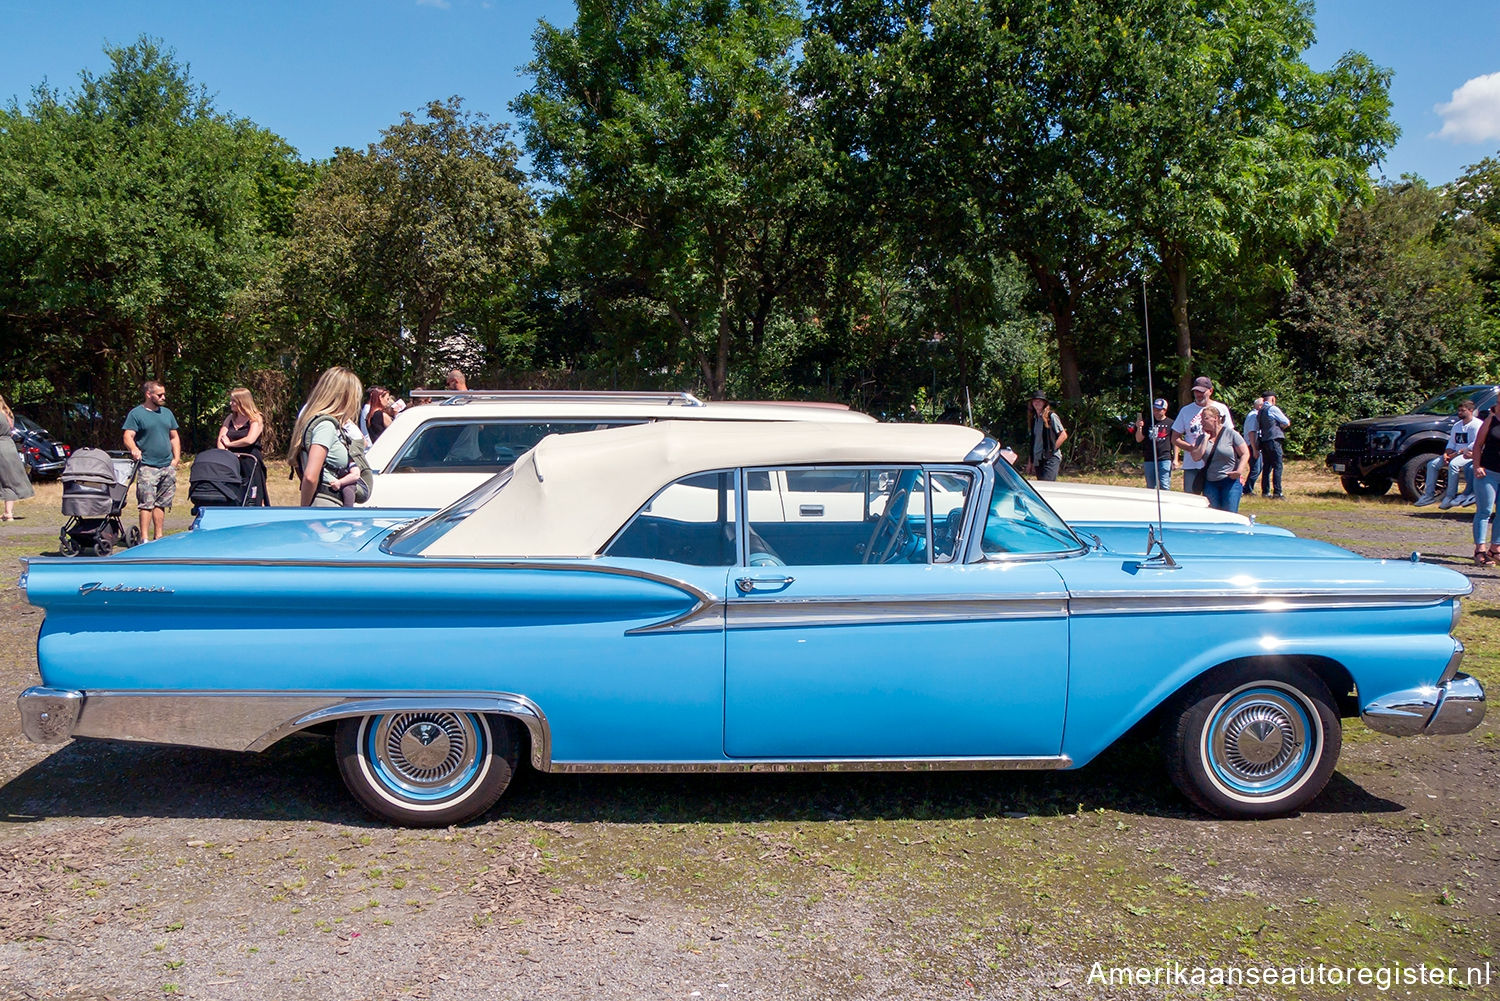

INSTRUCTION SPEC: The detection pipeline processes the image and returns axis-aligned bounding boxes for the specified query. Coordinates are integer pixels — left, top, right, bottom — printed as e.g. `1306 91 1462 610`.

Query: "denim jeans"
1143 459 1172 490
1247 450 1262 492
1203 476 1243 513
1033 453 1061 481
1474 470 1499 546
1445 457 1474 501
1419 453 1447 502
1258 439 1284 495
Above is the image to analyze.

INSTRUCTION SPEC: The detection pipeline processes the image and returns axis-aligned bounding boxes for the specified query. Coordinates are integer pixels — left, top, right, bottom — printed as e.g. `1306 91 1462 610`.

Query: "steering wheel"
863 488 911 564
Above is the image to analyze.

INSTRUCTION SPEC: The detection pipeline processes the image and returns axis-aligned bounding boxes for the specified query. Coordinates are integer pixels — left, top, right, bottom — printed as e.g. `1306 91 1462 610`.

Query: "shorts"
136 464 177 510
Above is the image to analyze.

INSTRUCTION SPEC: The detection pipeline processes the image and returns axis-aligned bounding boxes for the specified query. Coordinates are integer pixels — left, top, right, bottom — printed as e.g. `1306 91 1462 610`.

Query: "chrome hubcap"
374 712 478 789
1209 690 1310 789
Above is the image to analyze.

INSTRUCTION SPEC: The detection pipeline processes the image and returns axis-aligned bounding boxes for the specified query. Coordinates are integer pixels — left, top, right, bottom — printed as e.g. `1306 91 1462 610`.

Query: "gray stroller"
59 449 140 556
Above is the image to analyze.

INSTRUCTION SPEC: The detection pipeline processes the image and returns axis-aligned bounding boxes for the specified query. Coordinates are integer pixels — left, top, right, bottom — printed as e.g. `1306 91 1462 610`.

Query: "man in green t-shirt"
122 380 181 542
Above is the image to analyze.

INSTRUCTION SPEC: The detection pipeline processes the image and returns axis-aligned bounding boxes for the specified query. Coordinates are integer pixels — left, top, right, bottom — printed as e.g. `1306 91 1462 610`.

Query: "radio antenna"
1137 272 1177 569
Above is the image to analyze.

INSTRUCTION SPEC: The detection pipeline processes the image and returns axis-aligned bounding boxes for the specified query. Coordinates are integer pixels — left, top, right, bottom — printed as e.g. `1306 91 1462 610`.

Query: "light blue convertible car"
16 422 1486 825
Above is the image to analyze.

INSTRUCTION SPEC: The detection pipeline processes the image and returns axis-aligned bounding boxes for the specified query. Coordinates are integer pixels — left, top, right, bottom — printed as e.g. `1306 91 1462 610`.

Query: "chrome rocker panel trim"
1360 673 1487 738
549 755 1072 774
16 688 552 771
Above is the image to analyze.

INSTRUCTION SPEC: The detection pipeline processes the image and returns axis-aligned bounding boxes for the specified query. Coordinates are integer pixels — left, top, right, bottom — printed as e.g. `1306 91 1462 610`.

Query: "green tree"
0 37 309 429
515 0 836 398
1283 177 1497 440
274 97 540 388
807 1 1398 403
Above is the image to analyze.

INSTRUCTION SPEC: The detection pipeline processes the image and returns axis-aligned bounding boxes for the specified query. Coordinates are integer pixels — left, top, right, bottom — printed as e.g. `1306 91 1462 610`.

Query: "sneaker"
1439 497 1456 510
1460 494 1477 507
1272 493 1286 500
1414 496 1437 507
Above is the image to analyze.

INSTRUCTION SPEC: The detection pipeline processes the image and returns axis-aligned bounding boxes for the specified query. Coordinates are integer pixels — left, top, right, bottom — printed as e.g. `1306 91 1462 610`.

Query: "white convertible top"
420 421 987 558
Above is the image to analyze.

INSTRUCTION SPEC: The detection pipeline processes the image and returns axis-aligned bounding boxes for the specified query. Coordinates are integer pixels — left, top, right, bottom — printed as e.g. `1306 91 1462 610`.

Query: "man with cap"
1171 376 1231 495
1254 392 1291 498
1134 397 1178 489
1025 390 1068 481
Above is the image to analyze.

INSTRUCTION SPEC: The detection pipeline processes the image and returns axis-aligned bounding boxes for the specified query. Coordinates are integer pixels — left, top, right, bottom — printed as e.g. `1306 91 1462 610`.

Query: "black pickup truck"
1326 384 1498 500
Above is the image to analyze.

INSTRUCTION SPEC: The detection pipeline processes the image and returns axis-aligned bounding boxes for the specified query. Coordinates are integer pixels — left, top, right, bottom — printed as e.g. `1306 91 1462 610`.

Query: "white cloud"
1435 72 1500 144
417 0 452 9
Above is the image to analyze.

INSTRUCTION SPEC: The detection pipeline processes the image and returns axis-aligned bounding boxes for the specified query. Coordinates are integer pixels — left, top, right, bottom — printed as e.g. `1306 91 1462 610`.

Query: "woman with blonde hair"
0 392 36 520
289 367 366 507
217 387 269 505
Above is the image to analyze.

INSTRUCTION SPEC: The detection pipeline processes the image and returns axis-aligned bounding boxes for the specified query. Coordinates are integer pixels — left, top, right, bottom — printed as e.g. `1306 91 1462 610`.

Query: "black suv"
1326 384 1498 500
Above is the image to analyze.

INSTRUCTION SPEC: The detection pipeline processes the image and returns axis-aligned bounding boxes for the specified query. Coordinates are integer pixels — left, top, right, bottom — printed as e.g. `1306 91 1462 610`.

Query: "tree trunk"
1028 261 1083 403
1166 249 1193 404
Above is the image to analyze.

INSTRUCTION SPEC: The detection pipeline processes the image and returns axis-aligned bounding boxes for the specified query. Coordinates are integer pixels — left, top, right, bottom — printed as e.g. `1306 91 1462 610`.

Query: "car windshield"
13 414 43 433
982 459 1085 557
1414 386 1493 415
382 467 513 556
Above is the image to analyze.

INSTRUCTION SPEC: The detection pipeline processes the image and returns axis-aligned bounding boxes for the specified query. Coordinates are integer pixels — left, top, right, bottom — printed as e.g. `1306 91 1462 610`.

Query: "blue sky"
1 1 1497 184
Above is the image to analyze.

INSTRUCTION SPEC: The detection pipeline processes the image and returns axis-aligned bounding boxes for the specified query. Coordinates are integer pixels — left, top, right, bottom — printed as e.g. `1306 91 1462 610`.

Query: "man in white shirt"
1420 398 1482 508
1171 376 1232 495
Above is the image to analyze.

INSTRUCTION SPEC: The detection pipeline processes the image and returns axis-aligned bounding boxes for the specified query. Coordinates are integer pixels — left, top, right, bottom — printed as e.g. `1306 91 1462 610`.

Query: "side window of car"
926 470 975 563
390 420 644 472
746 466 930 566
605 471 737 567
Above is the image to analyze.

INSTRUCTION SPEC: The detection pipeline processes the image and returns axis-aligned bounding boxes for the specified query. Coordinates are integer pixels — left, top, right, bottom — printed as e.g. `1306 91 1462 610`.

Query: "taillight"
25 446 41 459
59 444 72 456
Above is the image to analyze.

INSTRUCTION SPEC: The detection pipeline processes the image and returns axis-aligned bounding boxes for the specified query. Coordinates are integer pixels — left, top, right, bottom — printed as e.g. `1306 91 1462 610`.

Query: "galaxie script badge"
78 582 174 596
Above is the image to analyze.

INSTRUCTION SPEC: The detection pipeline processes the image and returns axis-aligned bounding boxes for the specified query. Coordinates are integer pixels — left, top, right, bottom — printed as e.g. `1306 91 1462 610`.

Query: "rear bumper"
17 687 82 742
1361 673 1487 737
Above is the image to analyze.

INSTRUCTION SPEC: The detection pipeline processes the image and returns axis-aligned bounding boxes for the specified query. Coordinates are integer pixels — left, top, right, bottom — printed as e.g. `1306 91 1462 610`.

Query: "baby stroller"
188 448 265 511
59 449 140 557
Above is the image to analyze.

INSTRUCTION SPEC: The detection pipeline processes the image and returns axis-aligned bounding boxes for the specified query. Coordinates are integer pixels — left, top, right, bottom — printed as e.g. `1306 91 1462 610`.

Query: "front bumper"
1361 673 1487 737
1325 453 1394 480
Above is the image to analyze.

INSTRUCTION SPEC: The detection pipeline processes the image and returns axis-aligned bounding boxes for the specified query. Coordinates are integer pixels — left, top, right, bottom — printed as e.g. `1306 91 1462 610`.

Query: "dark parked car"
1326 385 1499 500
10 413 72 480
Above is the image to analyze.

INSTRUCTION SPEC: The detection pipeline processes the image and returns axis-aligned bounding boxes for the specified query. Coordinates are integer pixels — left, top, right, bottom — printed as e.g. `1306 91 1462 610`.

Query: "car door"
724 465 1071 759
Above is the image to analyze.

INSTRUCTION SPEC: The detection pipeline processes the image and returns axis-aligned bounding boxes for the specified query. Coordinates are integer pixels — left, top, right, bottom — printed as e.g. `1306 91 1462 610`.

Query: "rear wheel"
335 712 518 826
93 537 112 557
1397 453 1439 502
1163 663 1341 818
1339 475 1391 497
58 532 79 557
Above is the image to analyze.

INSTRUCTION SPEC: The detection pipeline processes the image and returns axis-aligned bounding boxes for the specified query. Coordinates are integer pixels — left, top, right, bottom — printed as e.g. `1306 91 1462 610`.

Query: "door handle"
799 504 824 517
736 575 796 594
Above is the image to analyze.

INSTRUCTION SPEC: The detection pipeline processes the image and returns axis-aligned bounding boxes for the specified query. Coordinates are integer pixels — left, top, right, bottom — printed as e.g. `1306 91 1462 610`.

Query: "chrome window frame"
922 464 979 565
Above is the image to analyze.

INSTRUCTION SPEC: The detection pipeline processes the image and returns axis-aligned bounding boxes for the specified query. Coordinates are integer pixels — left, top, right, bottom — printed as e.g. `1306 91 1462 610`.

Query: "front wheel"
1163 664 1341 818
335 712 517 826
1397 453 1437 502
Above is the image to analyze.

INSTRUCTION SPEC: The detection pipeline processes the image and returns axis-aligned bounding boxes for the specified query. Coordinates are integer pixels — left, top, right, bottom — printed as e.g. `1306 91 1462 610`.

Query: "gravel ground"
0 462 1495 1000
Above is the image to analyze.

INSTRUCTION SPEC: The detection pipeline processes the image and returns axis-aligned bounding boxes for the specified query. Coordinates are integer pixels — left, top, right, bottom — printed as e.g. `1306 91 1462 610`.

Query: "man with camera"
1131 398 1178 489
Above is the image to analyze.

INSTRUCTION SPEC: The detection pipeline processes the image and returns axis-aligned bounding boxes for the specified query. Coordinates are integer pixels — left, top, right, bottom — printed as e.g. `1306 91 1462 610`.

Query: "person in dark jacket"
1025 391 1068 481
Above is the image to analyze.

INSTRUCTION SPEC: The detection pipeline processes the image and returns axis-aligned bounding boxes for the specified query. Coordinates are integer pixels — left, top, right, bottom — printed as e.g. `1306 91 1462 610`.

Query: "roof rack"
417 390 706 408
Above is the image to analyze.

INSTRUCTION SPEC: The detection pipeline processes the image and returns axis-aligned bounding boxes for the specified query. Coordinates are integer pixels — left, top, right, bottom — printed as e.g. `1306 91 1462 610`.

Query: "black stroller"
188 448 266 511
59 449 140 557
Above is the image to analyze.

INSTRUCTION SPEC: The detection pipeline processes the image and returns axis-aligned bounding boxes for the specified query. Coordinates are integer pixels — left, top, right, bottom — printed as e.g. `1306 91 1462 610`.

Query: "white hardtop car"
358 389 1247 527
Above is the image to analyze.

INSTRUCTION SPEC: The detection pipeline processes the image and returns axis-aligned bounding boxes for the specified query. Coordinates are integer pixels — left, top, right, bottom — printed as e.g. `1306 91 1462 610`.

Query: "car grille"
1333 428 1368 453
